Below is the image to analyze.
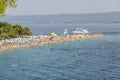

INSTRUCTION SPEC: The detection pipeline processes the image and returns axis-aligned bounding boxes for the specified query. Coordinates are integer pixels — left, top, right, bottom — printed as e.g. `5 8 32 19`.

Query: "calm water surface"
0 23 120 80
25 23 120 35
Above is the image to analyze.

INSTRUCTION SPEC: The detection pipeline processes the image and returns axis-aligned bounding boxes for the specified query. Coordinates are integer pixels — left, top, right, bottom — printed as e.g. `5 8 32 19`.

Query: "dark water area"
20 23 120 35
0 20 120 79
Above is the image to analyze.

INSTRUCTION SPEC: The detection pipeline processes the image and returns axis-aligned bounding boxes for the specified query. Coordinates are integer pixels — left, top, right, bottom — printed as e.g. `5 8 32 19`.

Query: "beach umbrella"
50 32 56 36
17 38 22 43
63 29 68 35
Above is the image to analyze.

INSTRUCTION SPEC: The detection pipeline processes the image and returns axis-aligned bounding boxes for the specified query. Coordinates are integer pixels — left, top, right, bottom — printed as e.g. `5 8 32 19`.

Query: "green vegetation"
0 22 32 39
0 0 17 16
0 1 32 39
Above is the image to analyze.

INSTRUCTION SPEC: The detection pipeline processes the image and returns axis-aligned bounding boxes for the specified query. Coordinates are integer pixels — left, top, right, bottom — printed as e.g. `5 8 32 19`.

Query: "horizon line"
6 11 120 16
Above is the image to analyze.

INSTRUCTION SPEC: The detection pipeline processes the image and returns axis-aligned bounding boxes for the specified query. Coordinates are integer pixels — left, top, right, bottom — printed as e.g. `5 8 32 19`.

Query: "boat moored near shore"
72 28 89 34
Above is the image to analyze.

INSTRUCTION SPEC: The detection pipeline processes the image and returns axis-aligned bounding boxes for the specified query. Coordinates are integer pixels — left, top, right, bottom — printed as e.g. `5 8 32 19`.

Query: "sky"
6 0 120 15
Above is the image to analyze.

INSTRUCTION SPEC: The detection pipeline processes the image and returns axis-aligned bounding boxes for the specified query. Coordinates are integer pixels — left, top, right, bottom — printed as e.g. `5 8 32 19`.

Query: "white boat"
72 28 89 34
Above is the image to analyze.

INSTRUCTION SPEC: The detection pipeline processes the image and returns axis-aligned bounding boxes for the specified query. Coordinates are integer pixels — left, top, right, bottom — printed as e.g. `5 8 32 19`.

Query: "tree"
0 0 17 16
22 27 32 35
0 22 32 39
13 24 23 37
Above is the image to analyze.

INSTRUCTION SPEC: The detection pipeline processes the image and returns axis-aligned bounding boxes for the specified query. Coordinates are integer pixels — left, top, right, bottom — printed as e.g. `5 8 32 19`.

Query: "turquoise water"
0 35 120 80
1 16 120 79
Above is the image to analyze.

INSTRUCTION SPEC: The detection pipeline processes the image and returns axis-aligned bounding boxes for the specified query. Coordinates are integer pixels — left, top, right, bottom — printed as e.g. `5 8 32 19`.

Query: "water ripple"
0 35 120 80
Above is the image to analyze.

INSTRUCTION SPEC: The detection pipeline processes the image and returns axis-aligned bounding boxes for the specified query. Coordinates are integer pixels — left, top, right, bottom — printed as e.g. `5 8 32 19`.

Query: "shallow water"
0 35 120 80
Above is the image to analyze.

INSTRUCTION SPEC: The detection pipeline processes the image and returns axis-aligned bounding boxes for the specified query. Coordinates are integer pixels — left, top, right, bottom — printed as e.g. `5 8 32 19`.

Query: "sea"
0 20 120 80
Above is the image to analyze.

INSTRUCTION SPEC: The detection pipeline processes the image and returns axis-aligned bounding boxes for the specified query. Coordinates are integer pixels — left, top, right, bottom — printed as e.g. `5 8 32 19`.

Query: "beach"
0 33 104 51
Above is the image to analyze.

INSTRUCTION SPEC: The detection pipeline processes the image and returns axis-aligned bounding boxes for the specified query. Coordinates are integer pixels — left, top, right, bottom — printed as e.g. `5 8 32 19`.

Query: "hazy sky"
6 0 120 15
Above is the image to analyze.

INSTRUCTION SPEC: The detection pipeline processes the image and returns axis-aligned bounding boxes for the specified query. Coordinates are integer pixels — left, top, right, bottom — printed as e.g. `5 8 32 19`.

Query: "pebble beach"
0 33 104 51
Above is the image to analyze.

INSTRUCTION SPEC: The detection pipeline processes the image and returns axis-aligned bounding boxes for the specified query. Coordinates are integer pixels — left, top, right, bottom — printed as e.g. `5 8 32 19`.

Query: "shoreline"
0 33 104 51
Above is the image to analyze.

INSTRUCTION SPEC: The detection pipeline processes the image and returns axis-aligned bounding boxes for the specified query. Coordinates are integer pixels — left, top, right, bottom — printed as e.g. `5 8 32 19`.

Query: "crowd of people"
0 32 103 51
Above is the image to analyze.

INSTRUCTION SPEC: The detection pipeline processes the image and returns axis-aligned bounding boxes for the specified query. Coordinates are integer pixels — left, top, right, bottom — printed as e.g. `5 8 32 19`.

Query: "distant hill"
0 11 120 24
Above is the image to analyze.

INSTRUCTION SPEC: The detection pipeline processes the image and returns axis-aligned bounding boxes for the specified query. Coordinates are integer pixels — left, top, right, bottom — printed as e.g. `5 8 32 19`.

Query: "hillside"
0 11 120 24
